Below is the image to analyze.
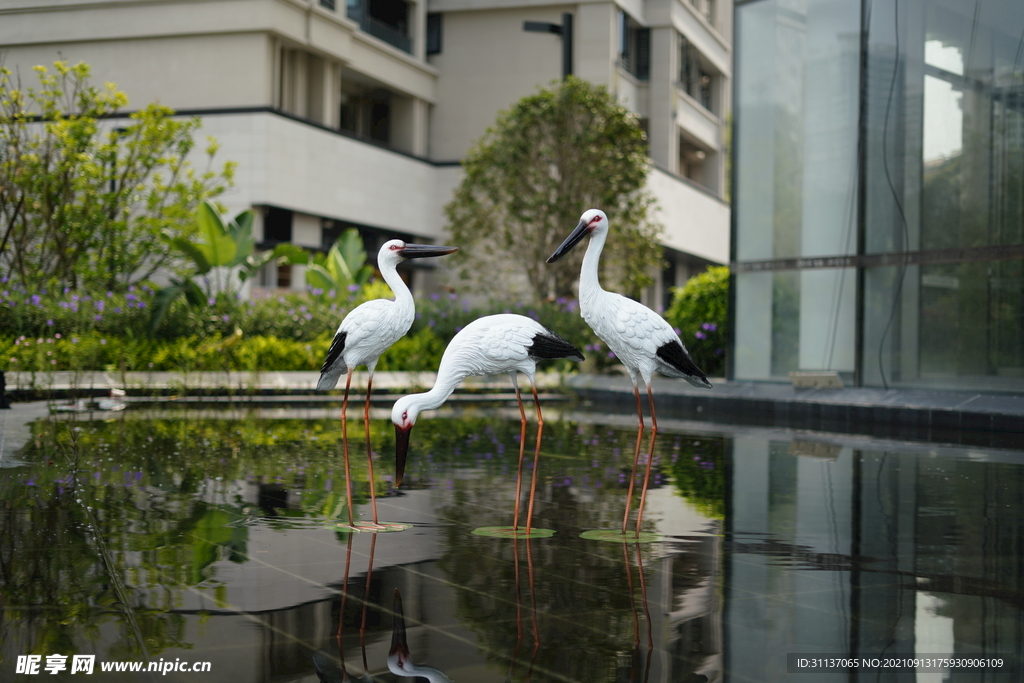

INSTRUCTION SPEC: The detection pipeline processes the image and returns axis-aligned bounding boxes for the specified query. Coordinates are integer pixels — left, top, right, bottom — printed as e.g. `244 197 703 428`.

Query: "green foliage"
376 327 446 372
305 228 373 296
666 436 726 518
0 60 235 292
1 282 612 375
665 266 729 377
445 76 661 302
151 201 309 330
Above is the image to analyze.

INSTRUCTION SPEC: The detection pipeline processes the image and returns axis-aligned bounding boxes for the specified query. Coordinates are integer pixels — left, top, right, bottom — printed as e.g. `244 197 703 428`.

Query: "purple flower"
208 297 216 305
136 301 146 309
702 322 718 332
222 315 230 322
46 319 54 326
347 284 360 293
107 290 114 298
113 307 121 314
30 294 41 306
695 331 706 339
94 314 102 321
95 300 105 312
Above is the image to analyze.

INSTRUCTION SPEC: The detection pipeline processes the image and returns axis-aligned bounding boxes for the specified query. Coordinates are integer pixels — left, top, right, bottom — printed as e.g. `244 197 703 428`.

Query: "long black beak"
400 244 458 259
546 220 589 263
395 424 411 488
390 589 409 659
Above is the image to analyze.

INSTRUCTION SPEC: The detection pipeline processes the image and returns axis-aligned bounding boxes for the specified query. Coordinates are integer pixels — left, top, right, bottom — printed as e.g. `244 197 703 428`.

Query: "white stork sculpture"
318 239 457 529
391 314 584 534
547 208 711 538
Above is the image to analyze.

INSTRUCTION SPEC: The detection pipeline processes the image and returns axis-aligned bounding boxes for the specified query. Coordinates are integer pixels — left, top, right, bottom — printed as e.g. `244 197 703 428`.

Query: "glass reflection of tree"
0 410 387 662
665 436 726 519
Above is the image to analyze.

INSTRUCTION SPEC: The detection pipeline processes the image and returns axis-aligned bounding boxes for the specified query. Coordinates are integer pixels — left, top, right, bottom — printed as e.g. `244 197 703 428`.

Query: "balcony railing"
346 1 412 54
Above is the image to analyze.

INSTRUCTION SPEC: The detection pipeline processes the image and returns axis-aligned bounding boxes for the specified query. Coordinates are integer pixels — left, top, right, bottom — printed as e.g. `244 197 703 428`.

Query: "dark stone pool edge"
565 375 1024 450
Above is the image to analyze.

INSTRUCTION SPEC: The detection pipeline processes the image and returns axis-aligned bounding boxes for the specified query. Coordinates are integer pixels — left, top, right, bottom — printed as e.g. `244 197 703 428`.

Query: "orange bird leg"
524 385 544 536
363 374 379 526
512 382 528 531
621 385 645 535
341 372 355 527
634 384 658 538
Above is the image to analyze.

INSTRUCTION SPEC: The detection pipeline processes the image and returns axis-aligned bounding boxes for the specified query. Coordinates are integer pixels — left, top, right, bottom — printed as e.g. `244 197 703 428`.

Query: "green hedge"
2 274 728 375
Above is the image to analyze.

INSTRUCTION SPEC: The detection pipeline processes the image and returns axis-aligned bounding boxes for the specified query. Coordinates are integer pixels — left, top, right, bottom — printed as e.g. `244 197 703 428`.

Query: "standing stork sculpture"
391 314 584 536
547 209 712 539
318 239 457 530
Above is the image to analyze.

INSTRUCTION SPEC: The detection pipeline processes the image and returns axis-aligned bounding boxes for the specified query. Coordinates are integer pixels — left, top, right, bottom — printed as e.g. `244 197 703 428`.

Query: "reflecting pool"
1 403 1022 681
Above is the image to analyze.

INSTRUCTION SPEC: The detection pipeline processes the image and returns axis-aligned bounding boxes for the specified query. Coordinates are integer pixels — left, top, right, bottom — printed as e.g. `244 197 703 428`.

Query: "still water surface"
1 403 1022 681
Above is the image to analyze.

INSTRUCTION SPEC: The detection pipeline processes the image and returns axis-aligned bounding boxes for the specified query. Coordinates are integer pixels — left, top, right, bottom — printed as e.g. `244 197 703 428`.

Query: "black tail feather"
528 329 585 362
317 331 347 390
656 340 711 387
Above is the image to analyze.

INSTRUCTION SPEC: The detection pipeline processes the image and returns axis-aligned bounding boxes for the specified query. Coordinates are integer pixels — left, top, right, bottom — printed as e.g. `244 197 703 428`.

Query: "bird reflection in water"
389 588 454 682
505 536 541 682
312 532 378 683
623 542 653 683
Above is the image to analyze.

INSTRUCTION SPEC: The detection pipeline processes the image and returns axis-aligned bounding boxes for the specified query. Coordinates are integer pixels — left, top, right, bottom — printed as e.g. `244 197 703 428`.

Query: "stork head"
391 395 421 487
546 209 607 263
378 240 459 269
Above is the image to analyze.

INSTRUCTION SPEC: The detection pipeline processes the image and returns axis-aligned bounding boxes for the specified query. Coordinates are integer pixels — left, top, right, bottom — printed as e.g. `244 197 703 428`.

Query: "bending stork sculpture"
547 209 712 538
318 239 457 530
391 314 584 535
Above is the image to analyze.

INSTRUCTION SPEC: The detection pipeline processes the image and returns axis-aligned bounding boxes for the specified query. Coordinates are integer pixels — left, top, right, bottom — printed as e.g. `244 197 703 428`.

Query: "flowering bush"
665 266 728 377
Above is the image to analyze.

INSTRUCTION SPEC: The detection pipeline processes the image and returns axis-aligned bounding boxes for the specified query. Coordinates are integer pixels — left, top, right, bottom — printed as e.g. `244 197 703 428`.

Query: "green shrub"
665 266 729 377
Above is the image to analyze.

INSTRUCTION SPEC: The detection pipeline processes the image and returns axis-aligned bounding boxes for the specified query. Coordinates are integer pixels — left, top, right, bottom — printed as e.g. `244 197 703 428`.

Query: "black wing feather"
317 331 348 390
528 329 585 362
656 340 710 384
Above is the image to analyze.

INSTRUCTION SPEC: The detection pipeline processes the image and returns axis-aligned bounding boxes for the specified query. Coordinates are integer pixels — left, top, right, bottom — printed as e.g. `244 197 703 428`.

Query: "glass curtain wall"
733 0 1024 390
733 0 861 381
862 0 1024 390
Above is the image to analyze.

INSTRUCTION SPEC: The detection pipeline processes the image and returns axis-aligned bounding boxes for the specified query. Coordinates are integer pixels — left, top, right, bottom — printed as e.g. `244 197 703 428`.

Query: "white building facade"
0 0 730 306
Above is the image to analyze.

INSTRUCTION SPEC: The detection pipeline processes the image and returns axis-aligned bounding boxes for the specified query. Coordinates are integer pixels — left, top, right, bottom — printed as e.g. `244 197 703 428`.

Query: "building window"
319 0 335 10
619 12 650 81
264 207 293 243
704 0 716 27
426 13 442 55
339 84 392 145
679 35 715 114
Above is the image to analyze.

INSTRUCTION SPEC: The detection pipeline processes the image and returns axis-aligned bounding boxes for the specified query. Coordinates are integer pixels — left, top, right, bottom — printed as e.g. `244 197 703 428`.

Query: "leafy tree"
0 60 234 292
445 76 661 302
